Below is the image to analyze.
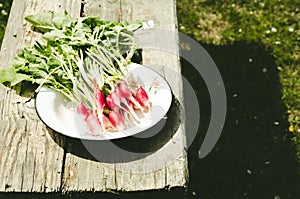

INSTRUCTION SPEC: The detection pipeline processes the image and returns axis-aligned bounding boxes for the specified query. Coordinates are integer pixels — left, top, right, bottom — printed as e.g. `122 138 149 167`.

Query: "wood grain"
0 0 81 192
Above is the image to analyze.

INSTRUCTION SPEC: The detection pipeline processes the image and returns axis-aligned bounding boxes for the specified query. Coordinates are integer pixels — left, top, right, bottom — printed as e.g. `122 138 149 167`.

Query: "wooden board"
0 0 81 192
0 0 187 193
62 0 188 192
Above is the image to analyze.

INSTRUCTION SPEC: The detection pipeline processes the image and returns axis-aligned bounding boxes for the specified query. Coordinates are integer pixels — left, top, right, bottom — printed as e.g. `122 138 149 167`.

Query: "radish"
116 80 131 99
115 81 145 116
77 102 88 117
94 81 107 129
77 102 105 135
128 100 134 109
95 88 106 110
85 112 102 136
116 80 144 111
135 86 149 107
94 78 106 108
108 110 125 131
96 112 116 131
86 109 93 118
77 102 93 121
110 91 125 112
111 89 142 122
106 93 118 111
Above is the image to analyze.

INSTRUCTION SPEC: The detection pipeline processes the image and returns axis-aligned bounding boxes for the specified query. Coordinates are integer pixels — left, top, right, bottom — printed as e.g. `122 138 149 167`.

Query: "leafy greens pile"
0 10 142 101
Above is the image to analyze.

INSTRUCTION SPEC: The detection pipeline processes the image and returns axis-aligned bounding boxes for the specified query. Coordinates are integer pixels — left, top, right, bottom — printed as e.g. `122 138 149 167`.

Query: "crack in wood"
59 146 67 192
32 148 37 192
80 0 85 16
20 138 29 191
114 164 118 190
164 163 168 188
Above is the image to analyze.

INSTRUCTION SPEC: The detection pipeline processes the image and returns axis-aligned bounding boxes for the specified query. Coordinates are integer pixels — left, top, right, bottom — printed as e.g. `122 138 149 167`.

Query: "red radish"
108 110 125 131
135 86 149 107
86 112 102 136
115 81 139 111
95 88 106 110
106 94 117 110
114 82 135 109
116 80 131 99
77 102 92 121
110 91 122 109
128 100 134 109
110 90 142 122
77 102 88 116
93 78 107 110
86 109 93 118
96 113 113 129
94 87 107 129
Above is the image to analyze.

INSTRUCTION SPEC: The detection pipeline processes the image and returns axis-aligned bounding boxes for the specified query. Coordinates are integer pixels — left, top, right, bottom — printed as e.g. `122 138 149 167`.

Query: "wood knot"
5 184 12 190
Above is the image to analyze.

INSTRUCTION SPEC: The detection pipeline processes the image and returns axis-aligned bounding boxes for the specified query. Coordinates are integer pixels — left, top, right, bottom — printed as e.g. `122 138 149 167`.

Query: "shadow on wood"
47 96 182 163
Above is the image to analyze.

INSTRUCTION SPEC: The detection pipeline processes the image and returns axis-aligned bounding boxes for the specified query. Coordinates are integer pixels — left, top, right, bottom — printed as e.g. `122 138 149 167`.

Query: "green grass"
178 0 300 161
0 1 12 46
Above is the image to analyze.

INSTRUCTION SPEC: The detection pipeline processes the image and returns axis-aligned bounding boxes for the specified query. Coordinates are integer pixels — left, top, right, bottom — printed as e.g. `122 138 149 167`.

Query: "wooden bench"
0 0 187 193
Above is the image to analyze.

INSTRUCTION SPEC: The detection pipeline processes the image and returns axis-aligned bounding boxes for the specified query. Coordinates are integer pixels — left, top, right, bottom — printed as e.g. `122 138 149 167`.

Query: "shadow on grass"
185 42 300 199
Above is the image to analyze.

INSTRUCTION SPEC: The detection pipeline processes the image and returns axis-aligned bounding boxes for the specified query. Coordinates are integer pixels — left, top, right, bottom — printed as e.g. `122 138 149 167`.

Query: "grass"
0 1 12 46
177 0 300 162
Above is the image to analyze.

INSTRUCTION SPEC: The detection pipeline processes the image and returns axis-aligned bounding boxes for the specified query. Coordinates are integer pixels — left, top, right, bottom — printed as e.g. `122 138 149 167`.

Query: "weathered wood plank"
84 0 121 21
0 0 82 192
62 0 188 192
119 2 187 190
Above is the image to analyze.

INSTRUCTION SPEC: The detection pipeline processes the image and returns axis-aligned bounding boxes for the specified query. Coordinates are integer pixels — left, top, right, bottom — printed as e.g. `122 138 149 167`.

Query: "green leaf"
12 74 31 86
23 48 37 63
33 78 51 85
125 21 142 31
0 68 16 82
52 10 72 29
29 64 48 78
0 68 31 86
43 29 66 42
47 56 60 68
25 11 55 33
12 56 27 69
33 40 52 56
73 29 86 39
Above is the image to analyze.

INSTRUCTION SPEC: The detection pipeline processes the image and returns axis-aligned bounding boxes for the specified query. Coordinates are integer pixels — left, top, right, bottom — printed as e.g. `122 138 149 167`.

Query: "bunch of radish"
74 45 151 135
77 80 150 134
